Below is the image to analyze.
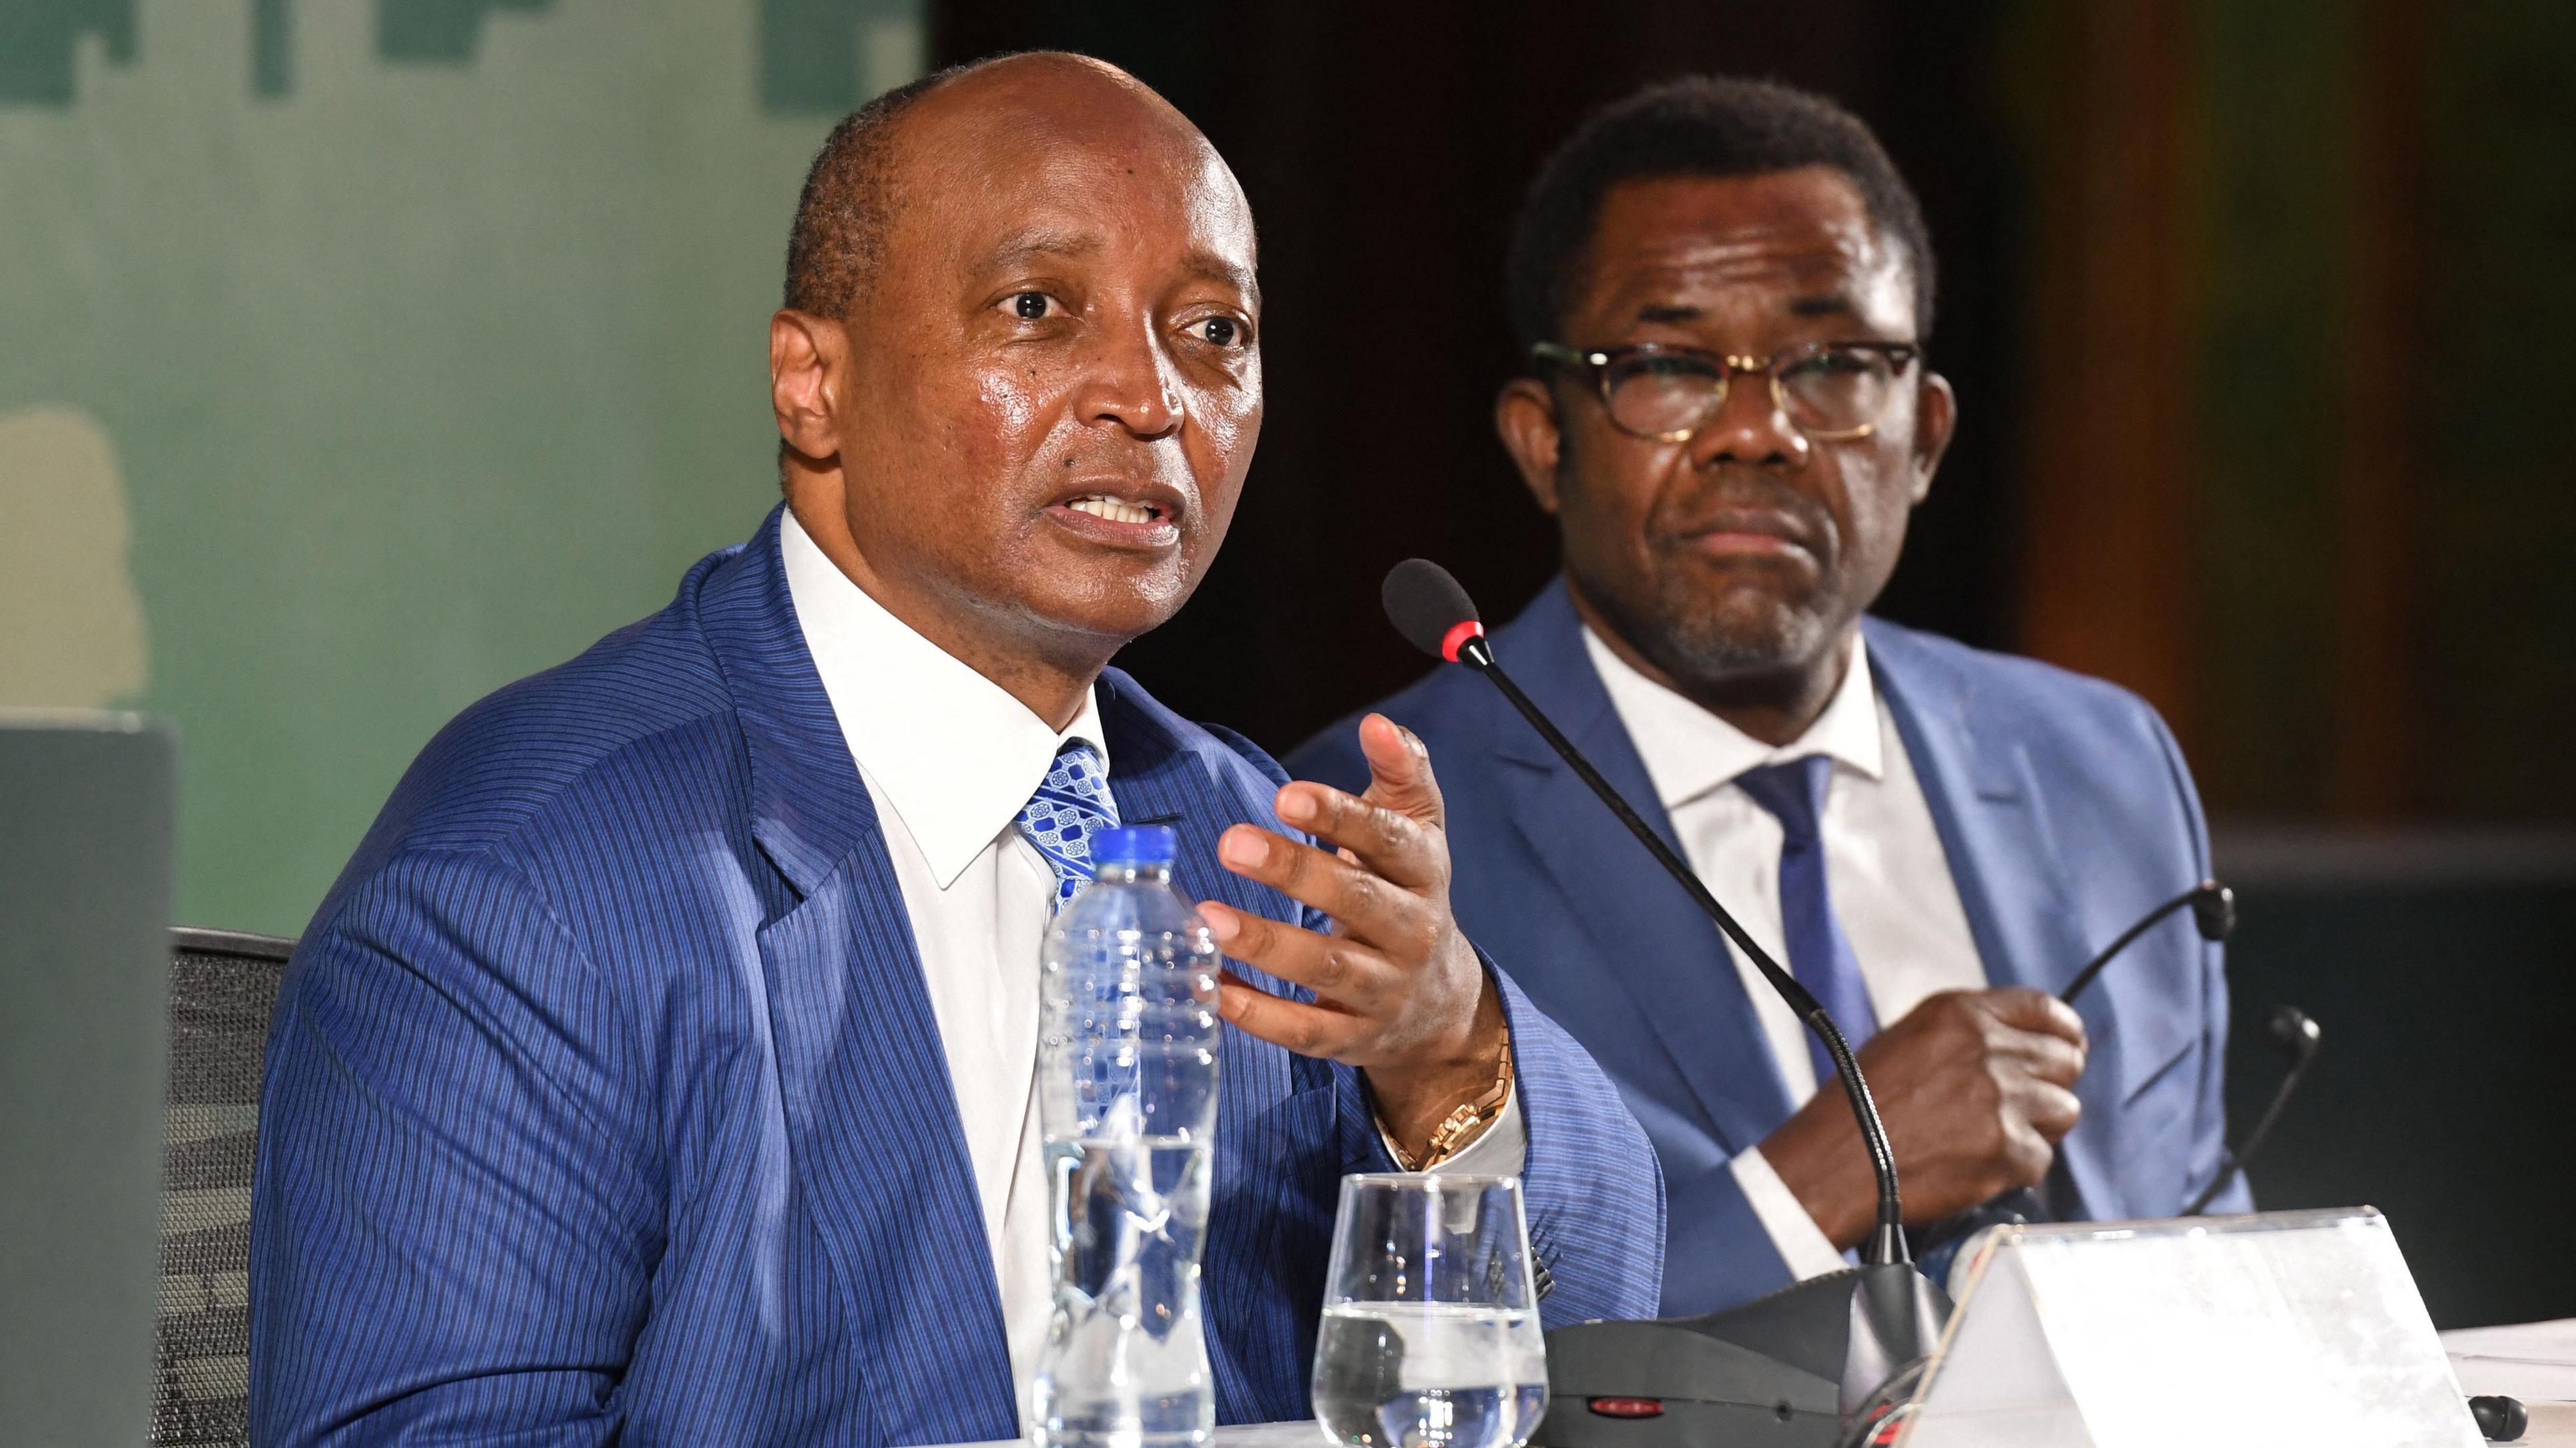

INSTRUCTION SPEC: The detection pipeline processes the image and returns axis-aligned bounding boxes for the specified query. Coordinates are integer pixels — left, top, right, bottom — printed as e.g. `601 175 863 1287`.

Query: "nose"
1077 313 1184 441
1687 358 1810 470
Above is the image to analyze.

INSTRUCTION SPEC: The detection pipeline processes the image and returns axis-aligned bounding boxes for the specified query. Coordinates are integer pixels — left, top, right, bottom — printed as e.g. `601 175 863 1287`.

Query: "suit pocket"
2121 1029 2196 1107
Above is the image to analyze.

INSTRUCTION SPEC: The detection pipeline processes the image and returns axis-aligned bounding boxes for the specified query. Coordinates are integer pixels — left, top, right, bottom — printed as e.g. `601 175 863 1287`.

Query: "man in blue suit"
250 54 1660 1445
1292 77 2246 1319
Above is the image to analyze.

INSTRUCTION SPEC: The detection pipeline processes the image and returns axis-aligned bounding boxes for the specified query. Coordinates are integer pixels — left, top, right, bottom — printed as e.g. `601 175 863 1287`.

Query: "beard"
1561 445 1847 691
1588 555 1840 692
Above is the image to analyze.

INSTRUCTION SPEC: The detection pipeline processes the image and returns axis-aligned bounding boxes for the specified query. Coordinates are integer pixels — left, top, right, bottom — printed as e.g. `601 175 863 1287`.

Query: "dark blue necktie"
1735 755 1878 1096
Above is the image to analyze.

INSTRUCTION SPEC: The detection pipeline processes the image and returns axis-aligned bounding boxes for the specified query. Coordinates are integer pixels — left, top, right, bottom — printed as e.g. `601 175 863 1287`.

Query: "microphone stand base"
1531 1263 1950 1448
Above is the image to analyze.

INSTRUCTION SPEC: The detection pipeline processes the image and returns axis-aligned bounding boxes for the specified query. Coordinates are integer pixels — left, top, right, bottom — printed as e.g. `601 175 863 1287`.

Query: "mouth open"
1044 483 1188 550
1062 494 1169 526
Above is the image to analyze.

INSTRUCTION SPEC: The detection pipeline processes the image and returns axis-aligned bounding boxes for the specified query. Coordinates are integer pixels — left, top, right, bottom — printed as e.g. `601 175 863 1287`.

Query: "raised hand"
1197 713 1507 1162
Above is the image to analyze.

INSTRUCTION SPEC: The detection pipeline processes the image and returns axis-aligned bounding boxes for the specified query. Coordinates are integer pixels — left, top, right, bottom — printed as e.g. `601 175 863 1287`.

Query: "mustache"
1650 471 1838 551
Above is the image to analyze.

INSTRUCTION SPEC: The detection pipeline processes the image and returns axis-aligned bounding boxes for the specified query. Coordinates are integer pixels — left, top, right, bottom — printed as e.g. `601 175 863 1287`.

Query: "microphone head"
2267 1004 2322 1062
2190 881 2237 942
1382 559 1487 663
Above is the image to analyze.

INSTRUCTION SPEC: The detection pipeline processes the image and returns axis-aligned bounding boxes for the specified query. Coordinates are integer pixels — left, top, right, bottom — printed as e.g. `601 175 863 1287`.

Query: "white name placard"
1898 1208 2481 1448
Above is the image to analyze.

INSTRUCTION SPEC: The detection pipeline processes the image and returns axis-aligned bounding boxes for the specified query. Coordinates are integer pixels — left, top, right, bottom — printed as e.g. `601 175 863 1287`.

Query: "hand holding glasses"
1531 339 1923 443
1312 1175 1548 1448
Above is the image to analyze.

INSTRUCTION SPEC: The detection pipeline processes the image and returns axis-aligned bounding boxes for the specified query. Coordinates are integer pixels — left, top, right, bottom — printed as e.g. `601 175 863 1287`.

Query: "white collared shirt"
780 510 1521 1403
1582 627 1987 1279
782 511 1098 1391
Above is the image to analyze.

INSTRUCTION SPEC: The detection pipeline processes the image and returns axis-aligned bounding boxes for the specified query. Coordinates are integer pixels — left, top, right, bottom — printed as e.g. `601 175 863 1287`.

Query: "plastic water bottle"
1031 824 1223 1448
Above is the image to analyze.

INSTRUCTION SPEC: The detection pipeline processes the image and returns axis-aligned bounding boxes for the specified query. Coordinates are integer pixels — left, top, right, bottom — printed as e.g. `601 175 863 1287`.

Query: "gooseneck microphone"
1921 879 2252 1252
2184 1005 2322 1215
1382 559 1911 1268
2041 875 2320 1216
2061 880 2236 1006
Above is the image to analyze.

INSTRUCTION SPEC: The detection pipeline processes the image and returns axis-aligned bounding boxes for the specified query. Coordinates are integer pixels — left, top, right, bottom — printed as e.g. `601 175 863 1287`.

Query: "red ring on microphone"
1439 620 1485 663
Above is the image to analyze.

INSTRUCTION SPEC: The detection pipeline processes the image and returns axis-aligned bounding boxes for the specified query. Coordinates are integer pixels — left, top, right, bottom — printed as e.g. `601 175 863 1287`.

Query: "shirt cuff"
1729 1146 1850 1280
1376 1086 1527 1176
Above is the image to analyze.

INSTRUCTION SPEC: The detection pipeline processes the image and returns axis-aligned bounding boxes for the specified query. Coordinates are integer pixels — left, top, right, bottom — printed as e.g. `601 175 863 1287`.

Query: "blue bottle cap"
1093 825 1177 867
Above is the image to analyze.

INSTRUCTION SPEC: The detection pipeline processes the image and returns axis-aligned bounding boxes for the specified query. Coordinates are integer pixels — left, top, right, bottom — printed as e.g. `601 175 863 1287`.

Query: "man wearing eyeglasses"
1291 76 2244 1316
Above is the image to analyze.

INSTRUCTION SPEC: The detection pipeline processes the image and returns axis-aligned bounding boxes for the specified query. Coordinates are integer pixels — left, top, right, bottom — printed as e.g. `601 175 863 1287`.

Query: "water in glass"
1311 1175 1548 1448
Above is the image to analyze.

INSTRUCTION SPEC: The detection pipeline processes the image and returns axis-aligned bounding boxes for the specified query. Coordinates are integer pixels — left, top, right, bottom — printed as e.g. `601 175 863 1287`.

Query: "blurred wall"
2019 0 2576 825
0 0 923 935
930 0 2576 833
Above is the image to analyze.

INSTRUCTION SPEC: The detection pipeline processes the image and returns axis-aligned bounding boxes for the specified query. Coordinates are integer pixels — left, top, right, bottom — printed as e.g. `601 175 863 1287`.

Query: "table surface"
2445 1319 2576 1444
955 1320 2576 1448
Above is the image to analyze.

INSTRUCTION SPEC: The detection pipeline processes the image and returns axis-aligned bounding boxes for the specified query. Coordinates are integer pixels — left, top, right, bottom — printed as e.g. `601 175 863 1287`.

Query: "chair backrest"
154 927 294 1448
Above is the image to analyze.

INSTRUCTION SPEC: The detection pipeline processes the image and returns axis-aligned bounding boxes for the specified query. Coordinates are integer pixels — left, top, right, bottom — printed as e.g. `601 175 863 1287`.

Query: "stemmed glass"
1311 1174 1549 1448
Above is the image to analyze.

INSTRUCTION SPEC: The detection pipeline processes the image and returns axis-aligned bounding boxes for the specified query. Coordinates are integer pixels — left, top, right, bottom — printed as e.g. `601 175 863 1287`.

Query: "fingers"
1199 901 1398 1013
1355 714 1447 829
1216 826 1440 957
1999 1027 2088 1088
1982 986 2090 1049
1272 780 1444 892
1213 968 1363 1062
2023 1079 2084 1142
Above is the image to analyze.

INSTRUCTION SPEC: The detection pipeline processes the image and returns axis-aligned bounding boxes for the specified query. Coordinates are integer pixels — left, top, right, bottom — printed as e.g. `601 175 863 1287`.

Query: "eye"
1199 316 1241 347
1005 292 1058 321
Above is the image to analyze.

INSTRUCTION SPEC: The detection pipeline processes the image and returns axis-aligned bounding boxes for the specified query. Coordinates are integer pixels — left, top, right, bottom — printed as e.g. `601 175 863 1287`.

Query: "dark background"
938 0 2028 754
935 0 2576 1329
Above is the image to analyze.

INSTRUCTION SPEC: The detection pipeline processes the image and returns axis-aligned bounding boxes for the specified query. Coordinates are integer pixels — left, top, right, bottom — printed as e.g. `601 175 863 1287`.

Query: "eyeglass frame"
1528 339 1925 443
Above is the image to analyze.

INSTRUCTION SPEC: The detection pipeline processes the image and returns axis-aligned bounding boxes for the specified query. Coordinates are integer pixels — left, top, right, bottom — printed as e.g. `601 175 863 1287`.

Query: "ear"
1907 370 1957 506
1495 378 1568 516
770 309 846 464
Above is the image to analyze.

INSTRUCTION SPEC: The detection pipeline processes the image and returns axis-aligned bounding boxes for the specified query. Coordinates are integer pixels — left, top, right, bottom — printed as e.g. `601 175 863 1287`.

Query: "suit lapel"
701 508 1018 1445
1864 620 2120 1219
1489 583 1797 1152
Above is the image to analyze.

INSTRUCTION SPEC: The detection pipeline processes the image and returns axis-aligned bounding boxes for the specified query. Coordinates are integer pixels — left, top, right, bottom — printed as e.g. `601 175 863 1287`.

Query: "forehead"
897 82 1256 282
1566 168 1913 337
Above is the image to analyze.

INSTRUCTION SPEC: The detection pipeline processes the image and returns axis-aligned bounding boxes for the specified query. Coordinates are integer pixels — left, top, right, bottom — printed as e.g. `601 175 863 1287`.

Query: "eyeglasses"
1529 339 1923 443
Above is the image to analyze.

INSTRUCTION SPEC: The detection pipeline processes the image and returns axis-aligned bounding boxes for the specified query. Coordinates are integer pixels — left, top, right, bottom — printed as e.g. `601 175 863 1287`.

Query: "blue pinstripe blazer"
249 508 1664 1447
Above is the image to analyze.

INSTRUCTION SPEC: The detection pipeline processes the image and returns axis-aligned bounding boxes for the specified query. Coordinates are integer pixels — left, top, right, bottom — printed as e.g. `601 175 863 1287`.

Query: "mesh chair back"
154 928 294 1447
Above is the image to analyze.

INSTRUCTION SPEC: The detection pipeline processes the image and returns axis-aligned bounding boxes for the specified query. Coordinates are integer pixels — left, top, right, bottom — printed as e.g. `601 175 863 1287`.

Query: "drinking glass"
1311 1174 1548 1448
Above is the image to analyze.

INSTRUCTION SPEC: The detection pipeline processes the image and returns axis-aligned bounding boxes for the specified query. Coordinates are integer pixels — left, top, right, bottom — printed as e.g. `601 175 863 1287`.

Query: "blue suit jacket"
249 513 1663 1447
1287 579 2247 1319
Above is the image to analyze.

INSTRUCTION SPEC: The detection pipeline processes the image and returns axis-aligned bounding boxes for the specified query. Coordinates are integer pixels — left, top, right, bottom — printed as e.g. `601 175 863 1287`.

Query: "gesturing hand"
1762 987 2089 1247
1197 714 1505 1162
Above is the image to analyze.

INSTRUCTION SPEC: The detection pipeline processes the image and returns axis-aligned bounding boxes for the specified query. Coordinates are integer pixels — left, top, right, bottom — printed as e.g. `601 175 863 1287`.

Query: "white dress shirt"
780 512 1521 1402
1582 627 1987 1279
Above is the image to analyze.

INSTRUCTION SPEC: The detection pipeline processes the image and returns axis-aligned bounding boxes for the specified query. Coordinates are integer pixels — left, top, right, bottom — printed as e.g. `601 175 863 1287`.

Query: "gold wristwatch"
1389 1023 1513 1171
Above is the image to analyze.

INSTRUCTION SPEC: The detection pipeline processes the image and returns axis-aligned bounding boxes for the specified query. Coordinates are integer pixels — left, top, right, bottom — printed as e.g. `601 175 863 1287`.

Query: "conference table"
2447 1320 2576 1445
949 1320 2576 1448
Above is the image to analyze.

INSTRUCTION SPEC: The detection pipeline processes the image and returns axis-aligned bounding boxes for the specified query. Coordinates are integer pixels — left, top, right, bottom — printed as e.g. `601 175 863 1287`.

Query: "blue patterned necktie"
1735 755 1879 1096
1015 740 1121 908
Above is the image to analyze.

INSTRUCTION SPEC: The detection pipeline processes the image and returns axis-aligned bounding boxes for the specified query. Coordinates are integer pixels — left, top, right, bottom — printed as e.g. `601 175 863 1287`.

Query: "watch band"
1388 1023 1513 1171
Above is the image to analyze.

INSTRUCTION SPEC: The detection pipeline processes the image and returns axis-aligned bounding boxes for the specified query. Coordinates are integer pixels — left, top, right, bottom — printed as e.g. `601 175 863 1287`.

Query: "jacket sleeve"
2145 705 2253 1216
250 848 658 1447
1483 964 1668 1325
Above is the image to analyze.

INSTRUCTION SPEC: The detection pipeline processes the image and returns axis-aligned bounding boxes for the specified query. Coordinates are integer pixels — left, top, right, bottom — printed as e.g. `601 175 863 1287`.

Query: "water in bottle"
1030 825 1222 1448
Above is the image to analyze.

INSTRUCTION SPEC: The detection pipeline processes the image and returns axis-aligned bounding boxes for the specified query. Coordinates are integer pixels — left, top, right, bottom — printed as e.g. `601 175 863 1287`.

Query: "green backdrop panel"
0 0 922 935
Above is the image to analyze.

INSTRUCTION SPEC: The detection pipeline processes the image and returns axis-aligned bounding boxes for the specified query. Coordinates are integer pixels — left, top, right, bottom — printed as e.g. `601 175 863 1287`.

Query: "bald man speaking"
248 54 1661 1447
